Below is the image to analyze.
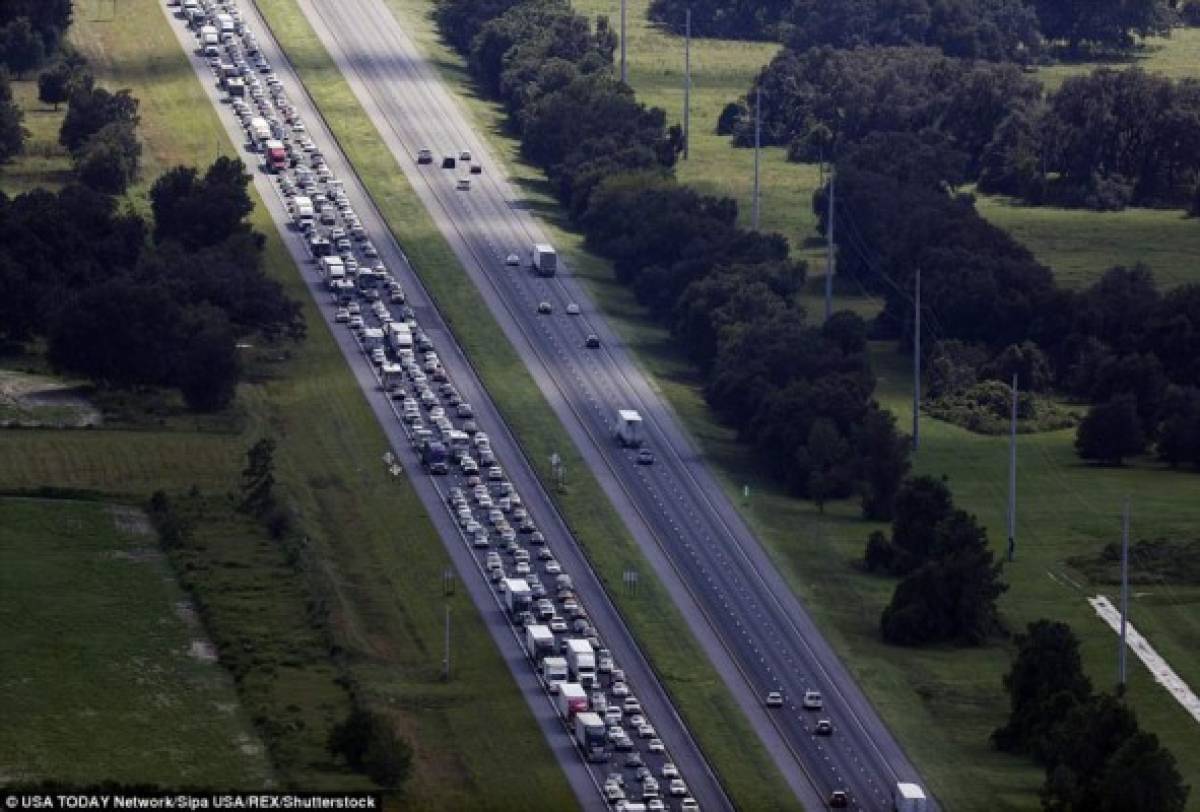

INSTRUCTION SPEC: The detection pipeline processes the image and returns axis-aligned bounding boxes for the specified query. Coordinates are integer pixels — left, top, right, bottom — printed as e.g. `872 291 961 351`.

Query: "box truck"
556 683 588 720
542 657 568 692
613 409 644 448
525 624 555 661
574 712 608 762
531 243 557 277
292 196 314 230
265 139 287 173
565 638 597 689
249 116 271 147
504 578 532 618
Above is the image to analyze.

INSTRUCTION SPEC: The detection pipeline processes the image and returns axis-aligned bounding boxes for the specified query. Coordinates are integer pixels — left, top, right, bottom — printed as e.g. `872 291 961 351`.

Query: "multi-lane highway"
163 1 731 809
287 0 936 808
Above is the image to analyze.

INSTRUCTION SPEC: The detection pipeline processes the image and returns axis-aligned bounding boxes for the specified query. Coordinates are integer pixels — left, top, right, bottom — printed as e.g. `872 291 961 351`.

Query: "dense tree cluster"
0 158 303 411
743 48 1200 210
993 620 1190 811
739 47 1040 173
865 476 1007 645
815 139 1200 467
0 0 72 78
648 0 1169 57
58 73 143 195
434 0 913 514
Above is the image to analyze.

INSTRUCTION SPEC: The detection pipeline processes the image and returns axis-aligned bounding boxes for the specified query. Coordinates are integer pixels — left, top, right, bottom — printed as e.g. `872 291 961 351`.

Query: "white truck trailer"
525 624 555 661
893 783 928 812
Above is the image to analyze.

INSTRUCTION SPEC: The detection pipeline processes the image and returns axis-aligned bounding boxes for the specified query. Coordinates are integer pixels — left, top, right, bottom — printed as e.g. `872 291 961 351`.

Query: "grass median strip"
0 0 572 804
252 0 797 807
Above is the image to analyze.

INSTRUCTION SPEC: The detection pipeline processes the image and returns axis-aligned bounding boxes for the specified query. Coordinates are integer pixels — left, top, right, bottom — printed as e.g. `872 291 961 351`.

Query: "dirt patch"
188 640 219 662
109 505 154 537
0 369 101 428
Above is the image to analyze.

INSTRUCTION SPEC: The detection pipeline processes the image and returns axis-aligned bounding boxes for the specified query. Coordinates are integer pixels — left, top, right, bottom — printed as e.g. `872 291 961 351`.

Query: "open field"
252 0 795 806
364 0 1200 808
0 0 573 805
0 496 271 787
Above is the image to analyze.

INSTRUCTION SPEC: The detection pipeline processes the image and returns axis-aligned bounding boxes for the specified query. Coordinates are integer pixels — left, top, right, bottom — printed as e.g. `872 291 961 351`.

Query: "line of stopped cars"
172 0 700 808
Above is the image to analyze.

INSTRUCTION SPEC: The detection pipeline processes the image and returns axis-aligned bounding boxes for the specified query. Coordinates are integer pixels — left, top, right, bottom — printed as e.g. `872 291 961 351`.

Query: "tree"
0 71 25 162
854 406 911 520
176 307 240 412
1029 0 1169 52
1096 732 1190 812
798 417 851 512
59 85 139 153
1075 394 1146 465
992 620 1093 758
75 121 141 195
1040 694 1141 810
889 475 954 573
0 17 45 78
879 510 1007 646
37 62 70 110
150 157 254 249
239 437 276 517
1156 386 1200 469
328 708 414 789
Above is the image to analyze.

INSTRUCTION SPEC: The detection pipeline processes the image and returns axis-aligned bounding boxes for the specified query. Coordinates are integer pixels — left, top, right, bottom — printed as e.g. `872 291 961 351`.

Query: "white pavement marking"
1088 595 1200 724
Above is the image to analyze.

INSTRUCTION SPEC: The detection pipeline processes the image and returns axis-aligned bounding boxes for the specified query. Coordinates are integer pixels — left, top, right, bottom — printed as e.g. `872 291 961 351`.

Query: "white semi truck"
525 624 555 661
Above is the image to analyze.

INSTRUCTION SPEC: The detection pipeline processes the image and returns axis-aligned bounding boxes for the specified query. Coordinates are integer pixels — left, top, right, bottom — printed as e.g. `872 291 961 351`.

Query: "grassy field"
0 496 272 787
0 1 574 805
251 0 796 807
359 0 1200 808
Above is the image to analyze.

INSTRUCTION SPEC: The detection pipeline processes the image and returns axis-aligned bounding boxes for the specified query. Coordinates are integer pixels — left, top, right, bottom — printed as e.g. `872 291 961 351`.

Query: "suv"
417 148 433 164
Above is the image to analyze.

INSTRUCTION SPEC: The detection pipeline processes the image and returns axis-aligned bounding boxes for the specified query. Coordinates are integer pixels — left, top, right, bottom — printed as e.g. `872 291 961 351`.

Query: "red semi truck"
265 139 288 173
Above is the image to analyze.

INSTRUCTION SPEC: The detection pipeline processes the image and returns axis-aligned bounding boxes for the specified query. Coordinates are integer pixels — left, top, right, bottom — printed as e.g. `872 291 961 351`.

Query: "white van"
199 25 220 57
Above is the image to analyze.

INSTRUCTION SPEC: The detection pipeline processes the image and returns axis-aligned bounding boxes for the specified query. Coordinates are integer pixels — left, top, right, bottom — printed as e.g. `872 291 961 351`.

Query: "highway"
289 0 937 808
162 1 730 809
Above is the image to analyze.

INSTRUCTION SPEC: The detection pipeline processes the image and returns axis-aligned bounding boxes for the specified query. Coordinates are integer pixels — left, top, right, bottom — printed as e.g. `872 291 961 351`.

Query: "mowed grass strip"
0 0 574 805
0 497 271 787
252 0 795 807
362 0 1200 808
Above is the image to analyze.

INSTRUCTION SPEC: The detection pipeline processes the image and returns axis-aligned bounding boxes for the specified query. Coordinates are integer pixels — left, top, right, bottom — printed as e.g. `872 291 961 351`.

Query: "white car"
668 779 688 797
680 799 699 812
802 689 823 710
566 302 580 315
638 723 656 739
334 307 350 323
610 681 630 698
505 253 520 266
544 560 561 575
660 763 679 780
647 738 665 754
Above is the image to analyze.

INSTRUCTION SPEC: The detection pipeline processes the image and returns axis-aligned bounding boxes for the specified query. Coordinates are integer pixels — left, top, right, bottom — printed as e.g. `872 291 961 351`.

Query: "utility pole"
620 0 627 84
1008 373 1018 562
752 85 761 230
824 172 835 322
912 267 921 452
683 8 691 160
443 604 452 682
1119 497 1130 690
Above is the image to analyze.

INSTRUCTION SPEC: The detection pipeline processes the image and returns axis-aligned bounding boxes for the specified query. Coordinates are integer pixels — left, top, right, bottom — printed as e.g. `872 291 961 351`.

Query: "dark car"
585 334 600 349
469 164 482 174
829 791 849 809
636 448 655 465
441 155 456 169
814 719 834 736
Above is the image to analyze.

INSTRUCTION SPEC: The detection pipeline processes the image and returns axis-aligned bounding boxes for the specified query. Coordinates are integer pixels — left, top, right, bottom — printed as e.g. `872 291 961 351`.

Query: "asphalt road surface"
289 0 938 809
163 1 730 809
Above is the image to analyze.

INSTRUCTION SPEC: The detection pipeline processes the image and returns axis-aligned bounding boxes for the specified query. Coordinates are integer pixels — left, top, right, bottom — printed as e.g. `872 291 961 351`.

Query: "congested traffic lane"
162 1 728 810
293 0 937 808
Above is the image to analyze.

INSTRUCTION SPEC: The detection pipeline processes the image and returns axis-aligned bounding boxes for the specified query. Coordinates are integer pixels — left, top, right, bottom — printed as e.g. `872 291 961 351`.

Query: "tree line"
649 0 1173 59
733 45 1200 210
434 0 913 518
